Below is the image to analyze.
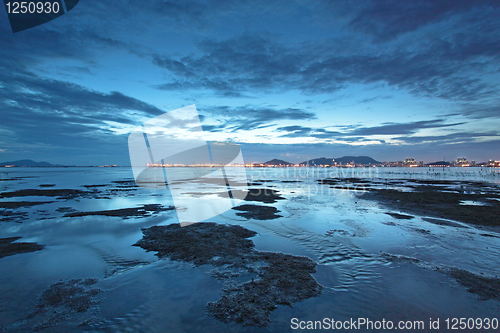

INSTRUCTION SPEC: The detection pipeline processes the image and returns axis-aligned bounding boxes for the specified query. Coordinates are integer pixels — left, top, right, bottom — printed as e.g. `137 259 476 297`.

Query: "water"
0 167 499 332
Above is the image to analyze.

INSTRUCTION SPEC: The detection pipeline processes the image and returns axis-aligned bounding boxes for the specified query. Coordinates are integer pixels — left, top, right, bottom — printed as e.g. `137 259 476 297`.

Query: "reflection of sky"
0 1 499 165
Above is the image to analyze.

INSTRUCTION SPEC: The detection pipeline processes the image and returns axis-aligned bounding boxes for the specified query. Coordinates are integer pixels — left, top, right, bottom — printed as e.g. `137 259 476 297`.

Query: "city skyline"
2 155 500 168
1 1 499 165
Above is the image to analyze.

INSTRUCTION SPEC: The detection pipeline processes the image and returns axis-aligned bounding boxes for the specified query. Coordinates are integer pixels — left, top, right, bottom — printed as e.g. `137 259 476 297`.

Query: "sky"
0 0 499 165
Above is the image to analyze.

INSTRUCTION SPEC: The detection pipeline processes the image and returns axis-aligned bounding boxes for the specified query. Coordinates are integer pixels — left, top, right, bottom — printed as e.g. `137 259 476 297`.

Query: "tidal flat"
0 167 499 332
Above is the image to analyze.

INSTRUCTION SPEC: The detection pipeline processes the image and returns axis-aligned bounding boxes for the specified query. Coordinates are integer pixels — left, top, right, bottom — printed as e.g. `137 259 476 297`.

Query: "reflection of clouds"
129 105 248 225
17 212 172 241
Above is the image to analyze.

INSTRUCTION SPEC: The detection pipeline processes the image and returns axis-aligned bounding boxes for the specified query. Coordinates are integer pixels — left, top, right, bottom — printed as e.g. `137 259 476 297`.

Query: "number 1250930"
445 318 498 330
5 2 60 14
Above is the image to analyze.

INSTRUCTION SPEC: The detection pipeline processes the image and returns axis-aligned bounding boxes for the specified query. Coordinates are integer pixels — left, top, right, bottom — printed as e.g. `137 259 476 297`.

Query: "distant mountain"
262 159 293 166
0 159 60 167
335 156 381 165
427 161 451 166
300 156 380 165
299 157 333 165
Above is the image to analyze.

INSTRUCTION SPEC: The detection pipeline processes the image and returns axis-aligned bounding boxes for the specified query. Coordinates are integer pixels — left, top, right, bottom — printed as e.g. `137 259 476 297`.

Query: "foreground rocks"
363 187 500 226
134 222 322 326
317 178 500 226
232 204 282 220
442 268 500 301
0 188 89 199
0 237 44 258
27 278 101 331
381 253 500 301
64 204 175 218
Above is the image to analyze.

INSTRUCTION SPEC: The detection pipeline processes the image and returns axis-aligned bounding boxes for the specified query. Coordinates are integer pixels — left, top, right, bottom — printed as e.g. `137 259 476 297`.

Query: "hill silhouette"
262 159 293 165
300 156 380 165
0 159 60 167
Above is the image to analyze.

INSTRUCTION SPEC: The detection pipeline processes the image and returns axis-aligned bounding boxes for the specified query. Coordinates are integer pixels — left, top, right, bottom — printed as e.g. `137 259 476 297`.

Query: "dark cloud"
200 106 316 132
276 125 314 138
0 0 498 164
349 119 465 136
348 0 500 41
458 103 500 119
0 70 164 122
277 125 312 132
0 68 166 158
275 119 464 139
394 132 499 144
152 33 302 97
359 95 393 104
0 15 129 69
152 25 500 101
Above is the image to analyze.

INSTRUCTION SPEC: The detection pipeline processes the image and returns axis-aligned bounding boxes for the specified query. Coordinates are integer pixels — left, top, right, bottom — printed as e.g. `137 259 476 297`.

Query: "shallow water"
0 167 499 332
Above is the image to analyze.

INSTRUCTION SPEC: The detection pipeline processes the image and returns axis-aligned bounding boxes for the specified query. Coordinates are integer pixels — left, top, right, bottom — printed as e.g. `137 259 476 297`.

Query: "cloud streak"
200 106 316 132
152 25 500 102
276 119 465 139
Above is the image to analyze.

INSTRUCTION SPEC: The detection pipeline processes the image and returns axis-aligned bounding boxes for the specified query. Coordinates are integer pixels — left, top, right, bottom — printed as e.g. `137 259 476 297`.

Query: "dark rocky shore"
134 222 322 326
27 278 101 331
318 178 500 227
381 253 500 301
64 204 175 218
362 188 500 226
232 204 282 220
0 237 44 258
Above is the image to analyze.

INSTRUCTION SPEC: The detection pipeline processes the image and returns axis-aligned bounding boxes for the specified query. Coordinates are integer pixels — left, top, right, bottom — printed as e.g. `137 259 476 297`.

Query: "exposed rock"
232 204 282 220
0 189 89 199
244 188 285 203
0 237 44 258
28 278 101 331
385 212 414 220
64 204 174 218
134 222 322 326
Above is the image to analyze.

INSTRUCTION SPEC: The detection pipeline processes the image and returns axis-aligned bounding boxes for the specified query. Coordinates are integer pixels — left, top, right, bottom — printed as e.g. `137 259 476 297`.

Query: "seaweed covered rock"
27 278 101 331
134 222 322 326
232 204 283 220
207 252 321 326
0 237 44 258
134 222 257 266
37 278 101 313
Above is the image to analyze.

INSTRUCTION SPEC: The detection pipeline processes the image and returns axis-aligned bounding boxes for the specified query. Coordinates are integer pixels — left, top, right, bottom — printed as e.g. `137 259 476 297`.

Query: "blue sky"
1 0 499 165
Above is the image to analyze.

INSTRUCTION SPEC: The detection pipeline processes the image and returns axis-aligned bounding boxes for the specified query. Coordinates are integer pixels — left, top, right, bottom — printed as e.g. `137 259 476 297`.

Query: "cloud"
359 95 393 104
152 25 500 101
458 103 500 119
0 0 498 165
200 105 316 132
0 68 166 153
276 126 314 138
349 119 465 136
348 0 500 41
275 119 464 139
147 0 500 104
394 131 499 144
277 125 312 132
